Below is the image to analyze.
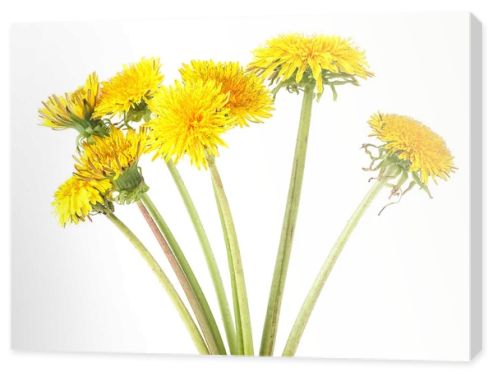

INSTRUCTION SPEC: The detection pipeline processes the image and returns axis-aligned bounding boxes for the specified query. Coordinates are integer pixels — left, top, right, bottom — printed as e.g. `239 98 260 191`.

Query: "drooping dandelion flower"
39 73 101 131
93 57 164 118
52 175 112 226
282 113 456 356
180 60 273 126
147 80 233 168
364 113 456 201
368 113 455 185
75 126 148 203
249 33 372 96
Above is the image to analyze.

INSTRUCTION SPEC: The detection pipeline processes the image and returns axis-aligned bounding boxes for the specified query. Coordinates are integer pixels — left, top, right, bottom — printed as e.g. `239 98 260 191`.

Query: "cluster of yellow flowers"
39 33 456 356
41 58 155 224
41 56 276 225
40 33 454 229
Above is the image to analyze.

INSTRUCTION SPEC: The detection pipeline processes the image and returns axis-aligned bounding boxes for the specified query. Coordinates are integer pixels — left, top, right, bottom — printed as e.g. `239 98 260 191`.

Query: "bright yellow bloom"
180 60 273 126
147 80 233 168
93 58 164 118
249 33 372 94
369 113 455 184
40 73 100 130
75 126 147 181
52 176 112 226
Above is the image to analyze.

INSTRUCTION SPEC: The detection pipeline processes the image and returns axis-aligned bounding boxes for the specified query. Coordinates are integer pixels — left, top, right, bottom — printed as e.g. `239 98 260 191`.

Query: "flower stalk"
208 154 254 356
282 172 391 356
166 160 237 354
260 83 315 356
138 193 227 355
105 212 209 355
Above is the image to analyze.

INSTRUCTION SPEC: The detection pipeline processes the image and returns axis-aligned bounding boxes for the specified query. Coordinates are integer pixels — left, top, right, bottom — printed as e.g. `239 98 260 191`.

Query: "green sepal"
268 67 362 102
92 199 115 216
114 164 150 205
124 100 152 124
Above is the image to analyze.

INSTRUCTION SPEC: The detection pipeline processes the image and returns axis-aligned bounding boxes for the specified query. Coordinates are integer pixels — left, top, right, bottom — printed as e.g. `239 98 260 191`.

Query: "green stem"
166 160 237 355
213 179 244 355
105 212 209 355
260 84 315 356
208 155 254 356
282 177 388 356
139 193 227 355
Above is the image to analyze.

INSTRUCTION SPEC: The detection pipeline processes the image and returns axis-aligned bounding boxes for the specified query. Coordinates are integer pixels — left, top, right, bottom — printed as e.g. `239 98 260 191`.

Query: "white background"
1 0 497 375
10 14 471 360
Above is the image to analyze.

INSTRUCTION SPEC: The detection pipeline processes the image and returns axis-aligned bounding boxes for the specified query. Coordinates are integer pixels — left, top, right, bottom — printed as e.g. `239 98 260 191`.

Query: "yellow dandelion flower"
93 57 164 118
147 80 233 168
75 126 147 181
249 33 372 95
52 176 112 226
368 113 455 185
40 72 100 130
180 60 274 127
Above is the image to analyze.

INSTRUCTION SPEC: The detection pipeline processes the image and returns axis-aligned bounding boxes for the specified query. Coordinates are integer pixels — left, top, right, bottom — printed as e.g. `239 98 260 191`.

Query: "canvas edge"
469 12 483 360
7 14 483 361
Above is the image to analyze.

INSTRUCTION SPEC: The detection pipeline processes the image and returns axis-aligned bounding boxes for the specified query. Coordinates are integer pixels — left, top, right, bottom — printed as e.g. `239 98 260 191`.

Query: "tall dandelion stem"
166 160 237 354
105 212 209 355
283 176 389 356
137 195 226 355
260 84 315 356
208 155 254 356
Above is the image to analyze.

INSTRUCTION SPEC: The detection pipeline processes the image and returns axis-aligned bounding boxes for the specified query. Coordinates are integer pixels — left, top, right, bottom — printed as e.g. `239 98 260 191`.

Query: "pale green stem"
166 160 237 354
139 193 227 355
282 177 389 356
105 212 209 355
213 179 244 355
208 155 254 356
260 84 315 356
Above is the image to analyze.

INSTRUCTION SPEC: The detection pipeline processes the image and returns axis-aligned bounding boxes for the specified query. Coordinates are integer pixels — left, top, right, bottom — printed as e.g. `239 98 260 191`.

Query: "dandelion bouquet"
39 33 455 356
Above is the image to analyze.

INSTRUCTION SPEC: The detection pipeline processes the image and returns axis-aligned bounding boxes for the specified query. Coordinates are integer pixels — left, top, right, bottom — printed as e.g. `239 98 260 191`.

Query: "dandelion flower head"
93 57 164 118
52 176 111 226
369 113 455 185
249 33 372 95
147 80 234 168
180 60 273 126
